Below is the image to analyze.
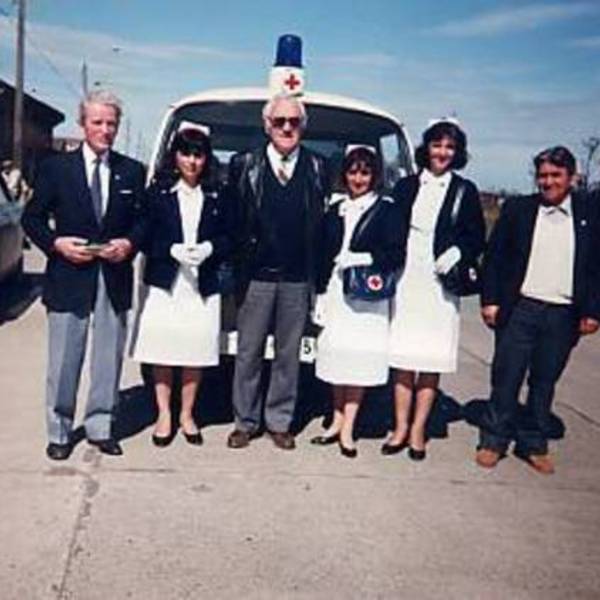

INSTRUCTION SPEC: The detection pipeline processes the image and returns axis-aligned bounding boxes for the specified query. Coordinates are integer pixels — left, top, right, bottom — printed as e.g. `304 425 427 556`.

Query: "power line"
1 3 80 99
24 29 81 98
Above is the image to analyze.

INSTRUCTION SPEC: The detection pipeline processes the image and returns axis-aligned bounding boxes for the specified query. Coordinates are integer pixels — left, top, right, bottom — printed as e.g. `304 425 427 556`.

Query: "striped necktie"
277 154 290 185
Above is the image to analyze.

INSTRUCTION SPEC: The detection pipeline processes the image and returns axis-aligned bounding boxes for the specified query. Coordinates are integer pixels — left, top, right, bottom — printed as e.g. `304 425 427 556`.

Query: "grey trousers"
46 272 127 444
232 280 309 433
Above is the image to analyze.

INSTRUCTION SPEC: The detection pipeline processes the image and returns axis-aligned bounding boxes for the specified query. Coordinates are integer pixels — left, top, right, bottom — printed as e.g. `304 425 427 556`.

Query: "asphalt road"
1 249 599 600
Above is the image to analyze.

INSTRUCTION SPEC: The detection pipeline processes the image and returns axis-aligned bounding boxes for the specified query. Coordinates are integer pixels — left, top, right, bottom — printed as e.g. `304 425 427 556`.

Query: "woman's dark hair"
533 146 576 176
414 121 468 171
338 146 382 193
155 127 218 189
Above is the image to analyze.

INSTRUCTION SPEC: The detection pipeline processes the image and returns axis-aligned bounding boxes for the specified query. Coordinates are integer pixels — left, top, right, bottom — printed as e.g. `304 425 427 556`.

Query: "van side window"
380 133 410 190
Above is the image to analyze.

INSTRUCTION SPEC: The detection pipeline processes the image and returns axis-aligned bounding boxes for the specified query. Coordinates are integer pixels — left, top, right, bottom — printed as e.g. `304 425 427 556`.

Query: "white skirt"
389 231 460 373
315 268 390 386
130 265 220 367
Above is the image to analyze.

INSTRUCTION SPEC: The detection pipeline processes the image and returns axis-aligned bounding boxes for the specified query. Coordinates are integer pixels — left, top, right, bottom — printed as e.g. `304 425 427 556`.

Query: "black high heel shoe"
380 440 408 456
182 430 204 446
408 447 426 461
339 441 357 459
152 433 174 447
310 433 340 446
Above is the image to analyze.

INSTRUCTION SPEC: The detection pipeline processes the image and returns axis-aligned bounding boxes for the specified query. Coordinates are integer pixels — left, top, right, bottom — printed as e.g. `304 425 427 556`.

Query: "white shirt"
266 143 299 184
339 191 378 254
82 142 110 215
521 195 575 305
410 169 451 234
171 179 204 245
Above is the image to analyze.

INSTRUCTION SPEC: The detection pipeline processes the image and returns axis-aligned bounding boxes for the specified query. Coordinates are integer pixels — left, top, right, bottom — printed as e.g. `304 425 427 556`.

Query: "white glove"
336 250 374 270
170 243 187 264
434 246 461 275
170 242 213 267
312 294 327 328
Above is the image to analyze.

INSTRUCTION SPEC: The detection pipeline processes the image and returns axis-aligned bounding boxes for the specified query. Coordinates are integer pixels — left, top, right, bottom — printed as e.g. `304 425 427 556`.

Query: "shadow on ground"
463 398 566 440
114 361 466 444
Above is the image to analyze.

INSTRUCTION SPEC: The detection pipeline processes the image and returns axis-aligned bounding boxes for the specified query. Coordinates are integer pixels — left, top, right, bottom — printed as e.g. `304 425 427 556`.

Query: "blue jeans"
479 297 578 455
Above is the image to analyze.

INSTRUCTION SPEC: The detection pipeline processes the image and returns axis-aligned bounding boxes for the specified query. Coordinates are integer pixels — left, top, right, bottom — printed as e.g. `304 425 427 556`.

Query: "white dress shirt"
338 191 378 253
411 169 451 234
266 143 299 184
521 195 575 305
171 179 204 245
82 142 110 215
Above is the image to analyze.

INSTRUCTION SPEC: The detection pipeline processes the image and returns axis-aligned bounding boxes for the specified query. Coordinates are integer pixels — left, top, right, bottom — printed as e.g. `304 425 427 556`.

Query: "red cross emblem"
284 73 301 91
367 274 383 291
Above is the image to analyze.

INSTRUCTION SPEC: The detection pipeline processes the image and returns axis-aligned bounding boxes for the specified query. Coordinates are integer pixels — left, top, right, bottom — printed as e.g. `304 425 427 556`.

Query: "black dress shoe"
408 447 426 461
46 442 72 461
380 440 407 456
152 433 174 447
88 438 123 456
182 430 203 446
310 433 340 446
339 442 358 459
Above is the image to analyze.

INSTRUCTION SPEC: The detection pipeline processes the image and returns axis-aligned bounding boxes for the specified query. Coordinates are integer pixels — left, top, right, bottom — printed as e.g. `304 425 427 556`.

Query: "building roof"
0 79 65 127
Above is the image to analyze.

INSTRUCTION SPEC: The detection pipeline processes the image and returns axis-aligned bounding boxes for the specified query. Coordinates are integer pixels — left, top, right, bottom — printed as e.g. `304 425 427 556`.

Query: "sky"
0 0 599 191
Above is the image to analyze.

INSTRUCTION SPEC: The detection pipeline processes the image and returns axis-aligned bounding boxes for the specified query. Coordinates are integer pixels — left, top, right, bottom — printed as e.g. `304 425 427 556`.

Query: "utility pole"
124 117 131 156
12 0 25 173
81 60 89 96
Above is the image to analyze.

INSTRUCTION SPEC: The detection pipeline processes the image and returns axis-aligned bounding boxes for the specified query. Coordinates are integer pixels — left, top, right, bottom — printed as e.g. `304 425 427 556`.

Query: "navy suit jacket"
141 180 234 297
22 148 146 314
481 191 600 327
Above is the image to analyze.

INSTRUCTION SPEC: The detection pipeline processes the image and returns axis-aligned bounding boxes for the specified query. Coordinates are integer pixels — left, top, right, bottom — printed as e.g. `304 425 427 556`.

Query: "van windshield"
153 99 413 191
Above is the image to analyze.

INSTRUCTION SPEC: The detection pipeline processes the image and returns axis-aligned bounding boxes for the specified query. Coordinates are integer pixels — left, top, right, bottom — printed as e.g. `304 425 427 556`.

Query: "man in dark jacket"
22 91 146 460
226 93 327 450
476 146 600 474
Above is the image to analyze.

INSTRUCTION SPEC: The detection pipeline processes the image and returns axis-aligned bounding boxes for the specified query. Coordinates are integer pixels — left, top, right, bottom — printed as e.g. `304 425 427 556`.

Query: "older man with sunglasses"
226 93 327 450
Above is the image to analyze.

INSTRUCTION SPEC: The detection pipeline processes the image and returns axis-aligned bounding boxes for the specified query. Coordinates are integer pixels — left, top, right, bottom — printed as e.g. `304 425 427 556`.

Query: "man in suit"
22 90 146 460
226 93 327 450
476 146 600 474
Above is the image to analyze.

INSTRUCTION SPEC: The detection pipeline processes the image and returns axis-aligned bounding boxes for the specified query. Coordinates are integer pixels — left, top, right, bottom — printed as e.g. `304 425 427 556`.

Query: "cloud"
310 54 600 191
0 15 265 158
0 16 258 74
316 53 397 68
568 36 600 49
429 3 598 37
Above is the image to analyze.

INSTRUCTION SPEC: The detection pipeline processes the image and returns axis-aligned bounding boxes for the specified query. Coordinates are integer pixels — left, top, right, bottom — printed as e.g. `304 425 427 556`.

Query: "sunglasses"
270 116 302 130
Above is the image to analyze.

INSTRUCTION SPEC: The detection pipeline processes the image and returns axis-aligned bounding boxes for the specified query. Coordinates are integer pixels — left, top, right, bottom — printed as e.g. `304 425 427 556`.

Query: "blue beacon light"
274 34 303 67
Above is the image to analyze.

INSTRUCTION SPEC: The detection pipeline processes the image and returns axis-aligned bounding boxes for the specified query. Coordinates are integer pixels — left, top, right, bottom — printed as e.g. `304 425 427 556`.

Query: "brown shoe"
527 453 555 475
475 448 501 469
270 431 295 450
227 430 251 449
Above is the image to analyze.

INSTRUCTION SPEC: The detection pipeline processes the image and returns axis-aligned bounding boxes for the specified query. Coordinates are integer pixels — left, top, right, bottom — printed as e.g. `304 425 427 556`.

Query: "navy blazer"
317 194 408 294
392 172 486 265
22 148 146 313
481 191 600 327
142 180 234 297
